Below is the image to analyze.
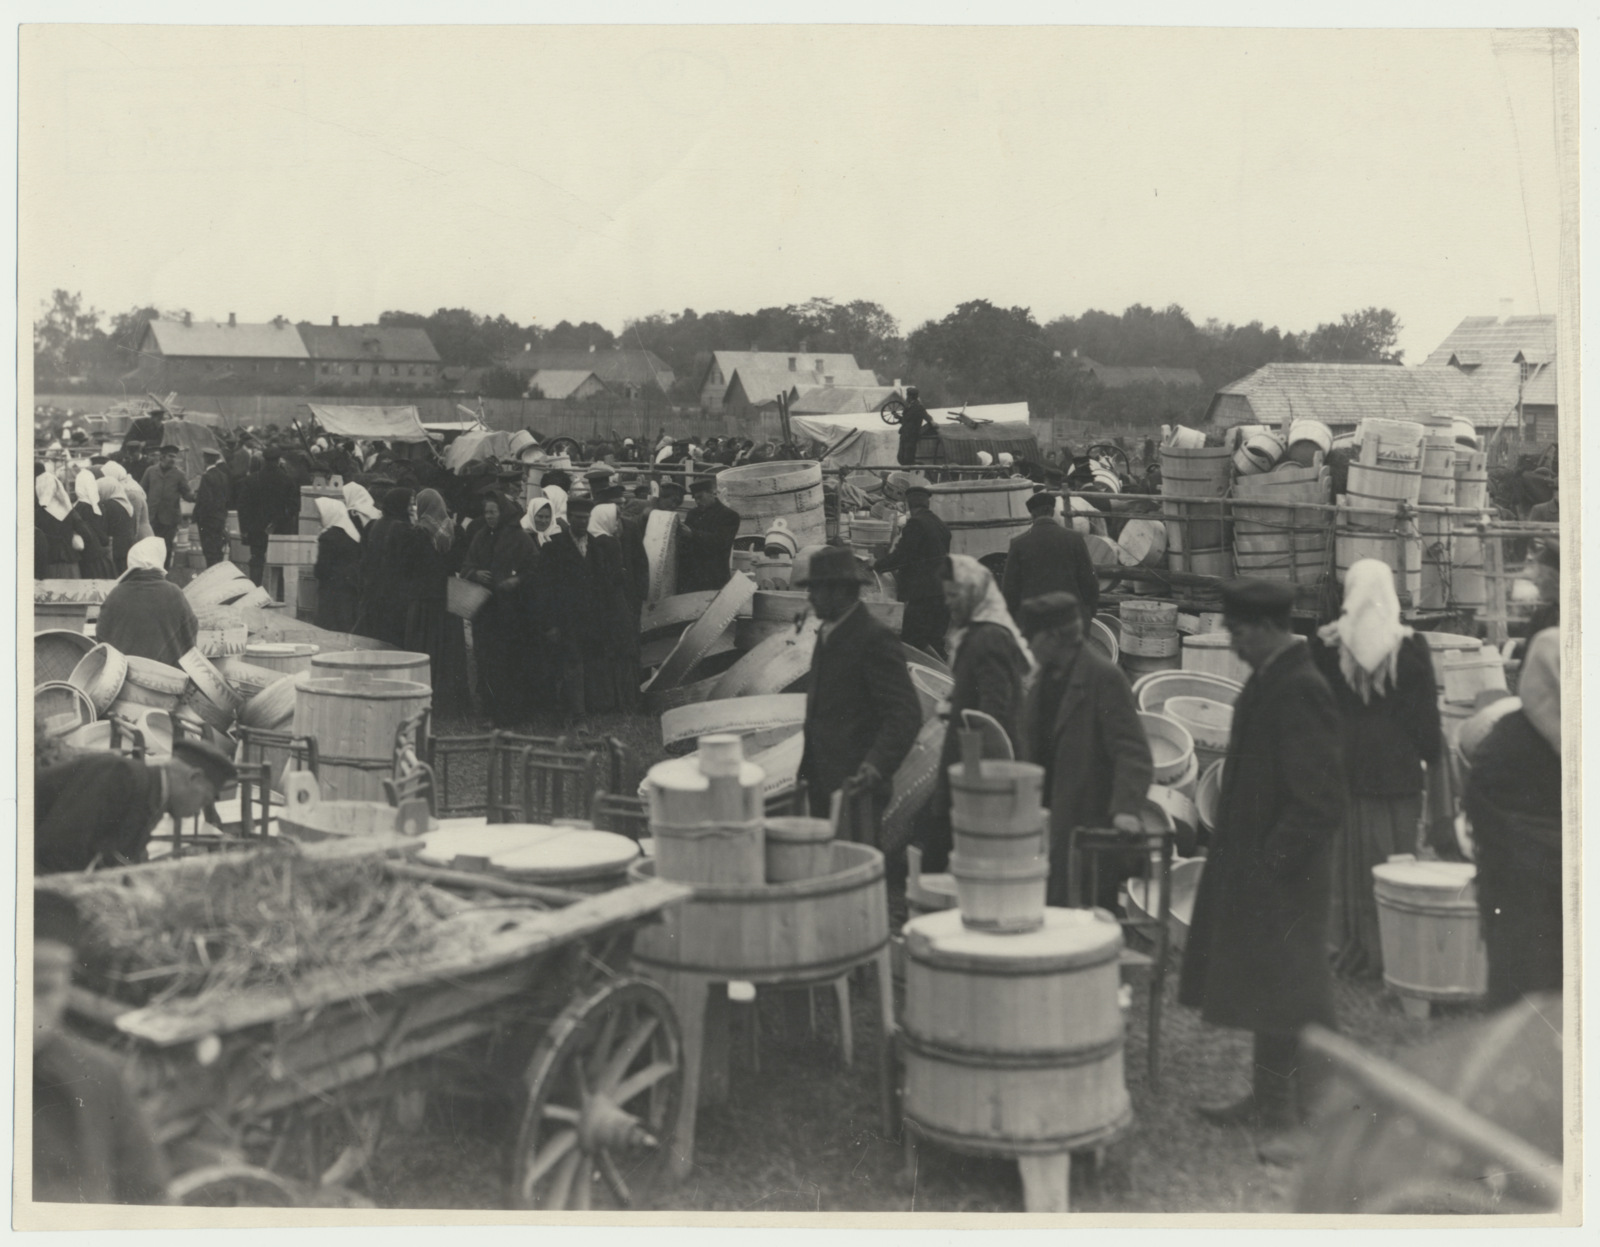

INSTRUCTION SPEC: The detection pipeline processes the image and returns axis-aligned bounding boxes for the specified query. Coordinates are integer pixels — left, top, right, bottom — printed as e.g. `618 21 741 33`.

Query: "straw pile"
59 851 470 1008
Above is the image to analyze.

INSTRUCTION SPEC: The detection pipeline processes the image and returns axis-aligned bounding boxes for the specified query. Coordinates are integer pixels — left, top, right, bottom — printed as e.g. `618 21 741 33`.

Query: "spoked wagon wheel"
544 436 582 459
879 399 905 426
511 978 683 1210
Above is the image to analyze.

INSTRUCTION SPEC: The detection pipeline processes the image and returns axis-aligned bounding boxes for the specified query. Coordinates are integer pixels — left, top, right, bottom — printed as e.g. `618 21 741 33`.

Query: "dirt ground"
359 709 1479 1214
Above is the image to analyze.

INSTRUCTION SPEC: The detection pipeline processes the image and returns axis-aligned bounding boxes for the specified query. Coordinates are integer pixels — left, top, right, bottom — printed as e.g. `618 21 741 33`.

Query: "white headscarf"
121 479 154 540
976 451 994 466
36 473 72 522
1317 558 1413 704
100 460 128 483
523 484 567 544
997 452 1013 467
589 502 621 539
74 469 101 515
342 482 382 523
97 476 130 511
943 553 1035 672
126 535 167 573
316 497 361 544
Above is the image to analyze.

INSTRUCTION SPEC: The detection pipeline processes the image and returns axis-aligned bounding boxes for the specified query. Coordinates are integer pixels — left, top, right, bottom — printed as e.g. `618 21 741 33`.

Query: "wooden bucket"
1139 711 1195 785
311 649 432 688
952 813 1047 865
1118 600 1180 658
1454 451 1490 511
66 642 127 712
291 676 432 801
715 461 827 548
1418 444 1458 506
1178 633 1253 687
949 853 1049 932
928 479 1034 560
243 642 320 676
629 840 889 979
1160 446 1231 552
643 738 766 886
901 907 1130 1154
948 759 1045 831
1372 860 1488 1003
1344 462 1422 530
764 817 836 884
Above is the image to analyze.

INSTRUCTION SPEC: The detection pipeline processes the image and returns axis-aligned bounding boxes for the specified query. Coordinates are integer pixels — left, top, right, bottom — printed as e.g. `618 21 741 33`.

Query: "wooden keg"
1344 462 1422 530
629 841 888 978
311 649 432 687
243 641 320 676
1159 445 1231 560
643 736 766 886
292 676 432 802
1118 600 1179 659
715 461 827 549
1336 499 1421 600
901 907 1131 1155
1372 860 1488 1006
949 853 1049 931
928 479 1033 560
1231 464 1331 583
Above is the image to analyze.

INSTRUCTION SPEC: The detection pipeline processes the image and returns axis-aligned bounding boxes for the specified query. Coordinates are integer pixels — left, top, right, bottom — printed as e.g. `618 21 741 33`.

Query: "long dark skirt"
472 599 527 728
405 599 470 721
316 583 361 635
1329 791 1423 979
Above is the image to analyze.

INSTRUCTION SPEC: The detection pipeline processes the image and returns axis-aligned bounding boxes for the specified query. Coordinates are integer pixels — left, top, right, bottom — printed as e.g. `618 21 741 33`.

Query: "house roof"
502 348 674 391
300 325 441 363
1421 315 1557 368
787 385 901 416
704 351 877 394
1203 363 1523 432
1078 358 1204 388
1522 362 1558 406
528 369 602 399
143 317 309 360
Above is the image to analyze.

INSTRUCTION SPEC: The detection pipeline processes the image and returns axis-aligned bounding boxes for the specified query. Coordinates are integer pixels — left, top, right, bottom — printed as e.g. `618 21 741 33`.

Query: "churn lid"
903 906 1123 973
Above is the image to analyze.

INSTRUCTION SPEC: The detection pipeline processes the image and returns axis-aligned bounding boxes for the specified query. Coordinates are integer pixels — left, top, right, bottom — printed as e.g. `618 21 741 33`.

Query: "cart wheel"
544 436 581 459
879 400 905 427
168 1164 303 1206
510 977 684 1210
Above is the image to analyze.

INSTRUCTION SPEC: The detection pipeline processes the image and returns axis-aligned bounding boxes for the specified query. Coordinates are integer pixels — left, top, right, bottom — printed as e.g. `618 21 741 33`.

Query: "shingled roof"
1203 363 1522 433
502 347 674 392
704 351 877 399
300 324 441 363
1421 315 1557 368
142 317 309 360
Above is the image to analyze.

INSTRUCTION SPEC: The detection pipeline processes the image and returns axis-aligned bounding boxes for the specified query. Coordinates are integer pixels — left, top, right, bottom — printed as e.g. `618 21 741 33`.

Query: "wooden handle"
960 729 982 776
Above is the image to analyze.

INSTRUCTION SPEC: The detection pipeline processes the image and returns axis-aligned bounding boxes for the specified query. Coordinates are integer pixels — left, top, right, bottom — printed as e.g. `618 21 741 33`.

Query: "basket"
36 682 96 737
35 629 97 686
119 657 189 709
447 576 492 620
68 643 129 714
179 647 243 713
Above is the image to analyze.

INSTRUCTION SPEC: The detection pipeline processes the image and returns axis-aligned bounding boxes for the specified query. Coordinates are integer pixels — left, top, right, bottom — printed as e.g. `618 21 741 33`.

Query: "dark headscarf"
381 487 414 520
481 489 525 527
415 488 453 554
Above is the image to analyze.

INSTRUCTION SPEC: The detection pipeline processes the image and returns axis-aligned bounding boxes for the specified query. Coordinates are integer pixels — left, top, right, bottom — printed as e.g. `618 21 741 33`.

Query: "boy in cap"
1177 579 1344 1162
677 475 741 593
795 547 922 828
873 478 951 655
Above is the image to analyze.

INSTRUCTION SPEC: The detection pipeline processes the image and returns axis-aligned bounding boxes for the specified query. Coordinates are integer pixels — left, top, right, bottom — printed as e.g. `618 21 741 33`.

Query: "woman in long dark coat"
353 488 414 647
71 470 115 579
920 554 1032 871
312 498 363 633
537 496 638 719
403 488 472 721
1311 559 1442 978
96 477 137 574
1466 628 1563 1009
463 491 538 728
35 473 95 580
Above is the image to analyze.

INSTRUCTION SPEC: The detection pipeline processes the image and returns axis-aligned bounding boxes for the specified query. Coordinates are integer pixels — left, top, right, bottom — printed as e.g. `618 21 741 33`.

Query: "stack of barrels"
1159 444 1232 576
1336 418 1425 600
643 733 767 886
1416 416 1461 610
717 461 828 552
1452 448 1491 612
1232 461 1331 584
1118 599 1181 679
946 739 1049 932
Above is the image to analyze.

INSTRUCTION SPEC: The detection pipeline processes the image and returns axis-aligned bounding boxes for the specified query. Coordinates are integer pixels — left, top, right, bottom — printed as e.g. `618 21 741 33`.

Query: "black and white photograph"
14 11 1582 1230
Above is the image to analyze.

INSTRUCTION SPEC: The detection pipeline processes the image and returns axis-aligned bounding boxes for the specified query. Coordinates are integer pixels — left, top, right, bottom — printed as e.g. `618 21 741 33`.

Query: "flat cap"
657 478 686 496
689 476 718 494
158 443 181 453
567 495 595 514
1020 591 1082 635
1221 577 1295 620
792 544 868 586
170 737 238 791
1025 490 1058 515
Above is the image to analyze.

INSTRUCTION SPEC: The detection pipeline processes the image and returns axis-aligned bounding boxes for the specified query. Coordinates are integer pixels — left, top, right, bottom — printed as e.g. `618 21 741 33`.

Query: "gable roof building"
501 347 674 396
301 322 441 387
786 384 902 416
699 351 878 412
1419 313 1559 444
527 369 607 400
137 314 313 385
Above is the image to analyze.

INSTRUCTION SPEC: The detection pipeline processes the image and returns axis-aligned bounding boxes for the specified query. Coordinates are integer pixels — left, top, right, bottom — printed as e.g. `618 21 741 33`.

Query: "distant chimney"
228 312 237 327
331 315 340 327
1499 297 1515 321
893 378 901 390
183 311 192 327
589 344 596 353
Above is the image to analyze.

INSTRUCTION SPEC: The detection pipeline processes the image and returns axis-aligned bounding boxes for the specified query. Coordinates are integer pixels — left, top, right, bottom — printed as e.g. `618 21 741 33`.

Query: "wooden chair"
589 791 649 843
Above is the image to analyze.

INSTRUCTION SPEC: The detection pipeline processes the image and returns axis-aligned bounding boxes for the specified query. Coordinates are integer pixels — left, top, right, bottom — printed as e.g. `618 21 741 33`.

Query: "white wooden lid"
904 906 1122 969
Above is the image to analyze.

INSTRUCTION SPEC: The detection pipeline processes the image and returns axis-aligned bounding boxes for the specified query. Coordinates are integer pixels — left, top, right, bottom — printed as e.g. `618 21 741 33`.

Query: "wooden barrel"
266 534 318 567
243 642 320 676
1336 502 1421 600
1179 632 1253 686
311 649 432 688
715 461 827 548
1344 462 1422 530
1418 444 1458 506
1116 517 1167 568
1160 445 1231 556
629 840 889 979
1372 860 1488 1003
1356 418 1426 467
901 907 1131 1155
1233 428 1286 476
1450 534 1488 608
1118 600 1179 658
1454 450 1489 511
292 676 432 801
643 738 765 886
1231 465 1331 583
1139 711 1195 785
763 817 835 884
948 759 1045 832
928 479 1033 560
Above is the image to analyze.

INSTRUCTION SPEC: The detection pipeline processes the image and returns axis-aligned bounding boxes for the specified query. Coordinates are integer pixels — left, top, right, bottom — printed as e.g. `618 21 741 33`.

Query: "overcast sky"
20 24 1568 363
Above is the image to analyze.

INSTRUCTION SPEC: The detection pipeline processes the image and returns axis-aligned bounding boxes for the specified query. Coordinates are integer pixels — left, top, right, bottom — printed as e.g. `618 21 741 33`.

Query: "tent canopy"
792 402 1038 467
158 417 222 481
307 404 433 443
442 429 519 471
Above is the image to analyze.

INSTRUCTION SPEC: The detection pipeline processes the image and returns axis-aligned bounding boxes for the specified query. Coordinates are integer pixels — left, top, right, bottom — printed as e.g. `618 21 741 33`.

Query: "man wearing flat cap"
193 447 233 567
873 478 951 655
677 475 741 594
34 737 238 874
139 443 195 571
795 546 923 833
1017 592 1152 909
1002 490 1100 621
1178 579 1345 1162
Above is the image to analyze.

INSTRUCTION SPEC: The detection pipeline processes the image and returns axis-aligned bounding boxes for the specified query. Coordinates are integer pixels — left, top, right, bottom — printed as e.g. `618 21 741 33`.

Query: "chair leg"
834 976 853 1068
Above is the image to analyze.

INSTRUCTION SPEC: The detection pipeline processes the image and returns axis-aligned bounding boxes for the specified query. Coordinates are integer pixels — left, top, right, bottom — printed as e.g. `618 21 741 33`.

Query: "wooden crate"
266 535 318 567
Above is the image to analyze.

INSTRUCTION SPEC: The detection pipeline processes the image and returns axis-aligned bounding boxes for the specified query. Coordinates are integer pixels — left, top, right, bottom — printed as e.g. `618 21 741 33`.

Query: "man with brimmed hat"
193 446 233 567
873 476 951 655
138 443 195 571
237 446 300 586
1001 489 1100 620
35 736 238 874
677 474 741 594
795 546 922 828
1017 591 1152 910
1178 578 1344 1164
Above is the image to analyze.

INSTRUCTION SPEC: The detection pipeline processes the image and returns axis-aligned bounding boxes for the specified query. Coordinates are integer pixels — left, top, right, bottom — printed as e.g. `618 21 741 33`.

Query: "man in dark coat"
236 449 301 586
797 546 922 832
193 447 233 567
139 444 195 570
1177 579 1345 1156
539 497 637 722
896 386 934 466
1017 592 1152 909
874 481 951 655
1001 490 1101 620
677 475 742 593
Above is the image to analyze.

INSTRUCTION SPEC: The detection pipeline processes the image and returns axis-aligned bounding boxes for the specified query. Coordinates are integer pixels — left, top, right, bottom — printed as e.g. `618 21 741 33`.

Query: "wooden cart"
47 835 693 1210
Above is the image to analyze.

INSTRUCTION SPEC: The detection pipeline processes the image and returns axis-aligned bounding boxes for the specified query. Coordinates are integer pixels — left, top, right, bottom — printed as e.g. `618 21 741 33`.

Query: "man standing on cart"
896 386 933 466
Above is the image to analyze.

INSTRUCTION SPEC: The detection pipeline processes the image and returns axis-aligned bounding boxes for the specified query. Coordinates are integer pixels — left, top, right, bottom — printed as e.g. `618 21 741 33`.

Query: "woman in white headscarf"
522 484 566 545
1465 628 1562 1008
34 472 94 580
94 536 199 667
917 554 1036 869
103 462 155 541
312 497 363 633
72 469 115 578
96 476 136 573
1311 559 1442 978
342 482 383 532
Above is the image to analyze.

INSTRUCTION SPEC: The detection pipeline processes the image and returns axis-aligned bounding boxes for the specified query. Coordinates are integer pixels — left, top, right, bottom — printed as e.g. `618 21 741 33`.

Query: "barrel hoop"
724 481 823 503
898 1027 1123 1069
903 945 1122 977
631 939 887 981
942 517 1031 530
1380 977 1485 1003
903 1106 1133 1157
1374 894 1477 918
650 864 885 906
649 820 764 841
